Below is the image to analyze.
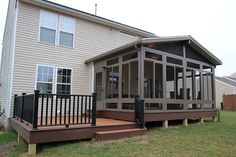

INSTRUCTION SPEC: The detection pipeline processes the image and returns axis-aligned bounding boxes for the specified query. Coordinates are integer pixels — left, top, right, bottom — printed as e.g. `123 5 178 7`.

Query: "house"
0 0 222 155
215 74 236 108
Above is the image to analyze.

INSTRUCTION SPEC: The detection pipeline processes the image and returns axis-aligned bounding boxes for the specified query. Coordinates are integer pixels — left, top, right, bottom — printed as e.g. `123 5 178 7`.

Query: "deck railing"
13 90 97 129
134 96 145 128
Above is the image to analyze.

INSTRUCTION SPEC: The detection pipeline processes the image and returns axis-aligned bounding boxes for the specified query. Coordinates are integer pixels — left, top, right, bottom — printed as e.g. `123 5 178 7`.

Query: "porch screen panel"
95 72 103 101
203 72 208 100
166 66 175 99
130 61 138 98
144 61 153 98
186 69 193 100
113 66 119 98
195 71 201 100
106 67 112 98
155 63 163 98
176 67 183 99
122 64 129 98
106 66 119 98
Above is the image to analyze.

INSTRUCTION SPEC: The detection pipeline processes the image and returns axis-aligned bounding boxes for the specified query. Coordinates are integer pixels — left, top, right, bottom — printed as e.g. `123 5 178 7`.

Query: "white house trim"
8 0 19 117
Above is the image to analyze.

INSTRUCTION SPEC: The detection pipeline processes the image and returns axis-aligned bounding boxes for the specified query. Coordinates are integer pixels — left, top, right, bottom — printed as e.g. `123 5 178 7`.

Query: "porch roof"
85 35 222 66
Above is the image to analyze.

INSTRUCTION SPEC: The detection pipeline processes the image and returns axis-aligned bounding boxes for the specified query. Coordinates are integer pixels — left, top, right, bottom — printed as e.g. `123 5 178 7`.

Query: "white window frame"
35 65 73 94
38 10 75 48
58 15 75 48
35 64 56 94
38 10 58 45
55 67 73 94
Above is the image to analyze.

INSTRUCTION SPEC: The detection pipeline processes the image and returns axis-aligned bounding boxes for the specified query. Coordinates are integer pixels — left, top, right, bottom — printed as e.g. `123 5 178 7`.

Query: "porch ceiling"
85 35 222 66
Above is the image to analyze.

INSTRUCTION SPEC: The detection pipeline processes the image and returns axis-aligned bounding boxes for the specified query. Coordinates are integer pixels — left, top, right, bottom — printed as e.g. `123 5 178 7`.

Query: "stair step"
96 128 146 141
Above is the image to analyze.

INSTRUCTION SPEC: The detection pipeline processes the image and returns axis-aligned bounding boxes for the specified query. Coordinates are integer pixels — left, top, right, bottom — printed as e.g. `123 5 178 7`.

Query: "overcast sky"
0 0 236 76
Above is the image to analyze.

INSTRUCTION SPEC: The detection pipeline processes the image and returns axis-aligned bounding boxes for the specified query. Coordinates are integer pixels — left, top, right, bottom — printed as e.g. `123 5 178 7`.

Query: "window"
39 10 75 47
36 65 72 94
59 15 75 47
195 71 201 100
57 68 72 95
39 11 57 44
36 65 54 94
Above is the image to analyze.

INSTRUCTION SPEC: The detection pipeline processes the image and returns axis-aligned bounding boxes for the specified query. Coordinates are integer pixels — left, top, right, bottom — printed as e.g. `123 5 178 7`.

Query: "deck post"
199 117 204 124
212 116 217 122
32 90 40 129
163 120 168 128
183 119 188 126
20 93 26 122
92 93 97 126
28 144 36 156
13 94 18 118
17 133 23 143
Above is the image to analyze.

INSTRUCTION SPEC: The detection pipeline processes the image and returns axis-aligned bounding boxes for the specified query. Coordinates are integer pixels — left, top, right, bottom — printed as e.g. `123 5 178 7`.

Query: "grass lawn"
1 111 236 157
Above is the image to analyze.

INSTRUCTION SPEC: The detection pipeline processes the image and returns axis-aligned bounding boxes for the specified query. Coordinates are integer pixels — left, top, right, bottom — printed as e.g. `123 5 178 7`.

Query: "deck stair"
95 127 146 140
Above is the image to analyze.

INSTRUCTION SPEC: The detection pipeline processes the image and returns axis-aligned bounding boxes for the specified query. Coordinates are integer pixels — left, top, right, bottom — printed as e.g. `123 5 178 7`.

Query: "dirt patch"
0 141 17 157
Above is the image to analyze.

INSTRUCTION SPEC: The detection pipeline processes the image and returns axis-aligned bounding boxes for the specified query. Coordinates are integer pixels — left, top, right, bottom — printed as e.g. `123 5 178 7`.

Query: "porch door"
95 72 104 109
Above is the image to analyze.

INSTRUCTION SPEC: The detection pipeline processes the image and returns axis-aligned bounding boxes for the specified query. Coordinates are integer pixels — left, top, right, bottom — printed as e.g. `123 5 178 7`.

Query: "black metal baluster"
84 96 87 123
68 96 71 125
55 95 58 125
41 94 44 126
45 94 49 125
80 96 83 124
73 96 75 124
60 96 62 125
64 97 67 125
77 96 80 124
50 95 53 125
88 96 91 123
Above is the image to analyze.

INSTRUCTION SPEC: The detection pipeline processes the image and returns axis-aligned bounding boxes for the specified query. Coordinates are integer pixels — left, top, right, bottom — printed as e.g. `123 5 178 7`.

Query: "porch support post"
212 67 216 109
199 117 204 124
163 120 168 128
183 119 188 126
28 144 36 156
183 44 187 110
139 46 145 99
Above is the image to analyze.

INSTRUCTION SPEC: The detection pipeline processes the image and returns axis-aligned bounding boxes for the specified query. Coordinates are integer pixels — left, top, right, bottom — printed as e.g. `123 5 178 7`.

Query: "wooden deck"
10 117 140 144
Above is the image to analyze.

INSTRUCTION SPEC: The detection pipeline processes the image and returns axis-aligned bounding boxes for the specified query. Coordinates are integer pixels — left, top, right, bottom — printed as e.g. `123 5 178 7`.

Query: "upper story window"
40 11 57 44
39 10 75 48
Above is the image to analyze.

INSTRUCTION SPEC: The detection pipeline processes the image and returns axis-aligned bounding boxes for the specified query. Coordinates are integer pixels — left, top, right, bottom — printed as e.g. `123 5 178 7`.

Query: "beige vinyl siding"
9 2 140 117
0 0 17 118
215 80 234 109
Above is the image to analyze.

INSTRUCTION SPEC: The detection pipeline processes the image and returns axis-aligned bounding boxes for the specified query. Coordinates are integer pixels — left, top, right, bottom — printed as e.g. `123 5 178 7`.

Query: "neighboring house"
215 75 236 108
0 0 222 155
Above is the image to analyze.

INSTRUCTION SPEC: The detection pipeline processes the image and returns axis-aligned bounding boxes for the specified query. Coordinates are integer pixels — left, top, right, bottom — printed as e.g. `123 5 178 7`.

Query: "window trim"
35 64 73 94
